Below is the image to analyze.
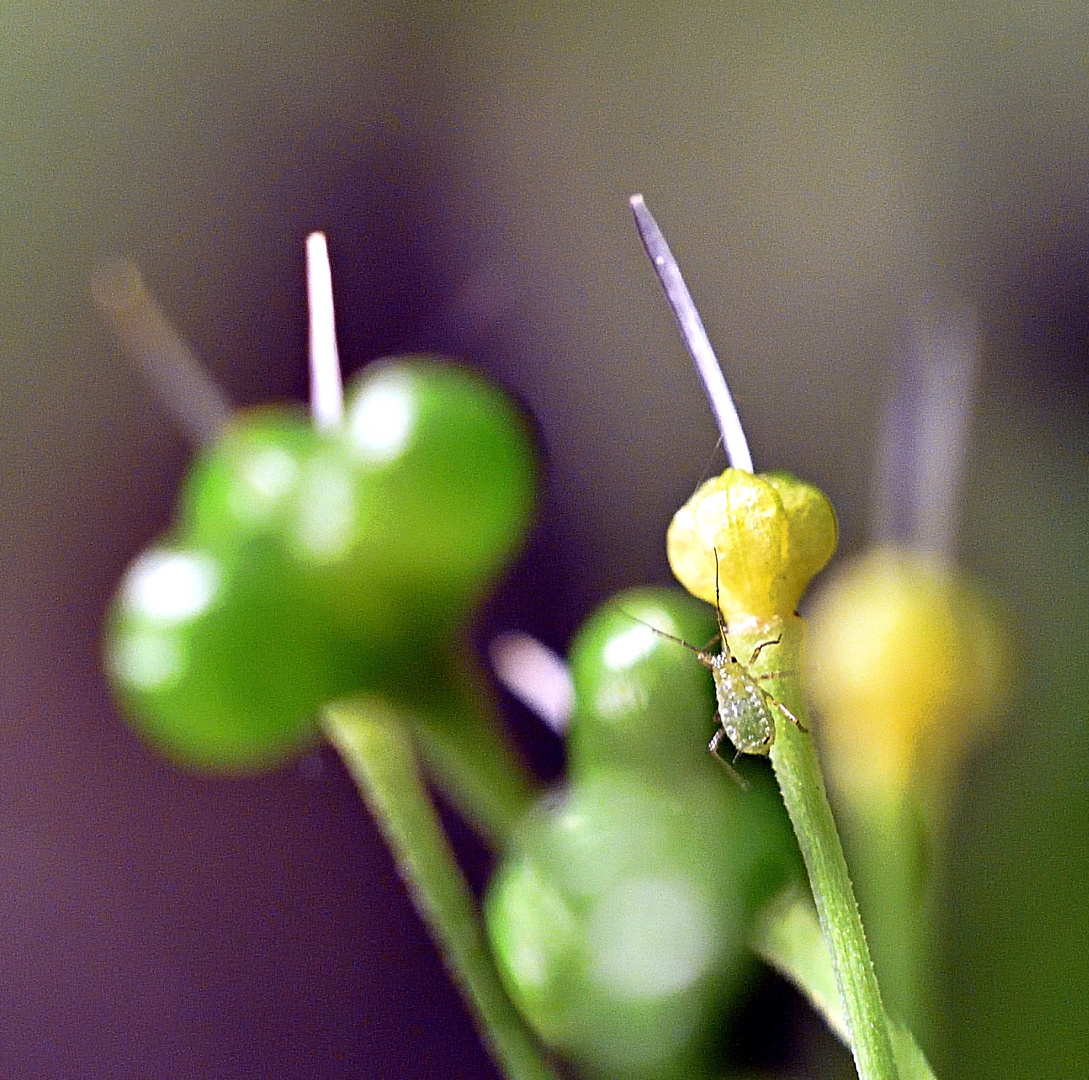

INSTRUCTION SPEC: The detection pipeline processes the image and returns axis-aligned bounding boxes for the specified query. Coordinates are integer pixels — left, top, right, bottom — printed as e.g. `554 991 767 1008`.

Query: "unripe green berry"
290 356 537 644
179 406 316 548
105 540 370 771
566 587 719 780
485 769 799 1078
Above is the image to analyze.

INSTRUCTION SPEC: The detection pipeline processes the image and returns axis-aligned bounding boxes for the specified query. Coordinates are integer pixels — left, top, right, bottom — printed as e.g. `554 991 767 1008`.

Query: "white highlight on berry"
111 634 181 690
588 876 718 997
233 446 301 521
347 374 415 463
122 549 220 622
306 231 345 431
293 457 356 561
629 194 753 474
489 631 575 734
600 623 657 671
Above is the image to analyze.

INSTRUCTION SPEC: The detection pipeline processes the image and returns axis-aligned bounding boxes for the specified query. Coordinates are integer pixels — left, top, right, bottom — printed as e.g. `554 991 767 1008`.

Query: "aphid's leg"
747 634 783 667
708 728 750 790
773 698 809 734
755 668 800 682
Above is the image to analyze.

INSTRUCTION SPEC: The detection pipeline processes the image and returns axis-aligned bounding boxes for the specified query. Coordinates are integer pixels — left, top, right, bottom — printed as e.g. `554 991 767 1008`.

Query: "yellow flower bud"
667 469 838 623
804 547 1011 801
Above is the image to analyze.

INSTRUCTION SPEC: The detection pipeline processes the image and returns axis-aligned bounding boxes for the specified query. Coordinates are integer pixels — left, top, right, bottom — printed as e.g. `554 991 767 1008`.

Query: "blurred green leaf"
752 888 939 1080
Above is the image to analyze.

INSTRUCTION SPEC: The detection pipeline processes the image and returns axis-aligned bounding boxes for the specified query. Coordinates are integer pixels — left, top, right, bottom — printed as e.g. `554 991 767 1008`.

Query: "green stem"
751 888 939 1080
734 615 900 1080
388 650 539 849
323 697 558 1080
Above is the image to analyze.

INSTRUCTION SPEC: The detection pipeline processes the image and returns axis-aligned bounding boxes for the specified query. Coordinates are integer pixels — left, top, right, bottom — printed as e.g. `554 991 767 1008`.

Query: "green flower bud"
667 469 838 623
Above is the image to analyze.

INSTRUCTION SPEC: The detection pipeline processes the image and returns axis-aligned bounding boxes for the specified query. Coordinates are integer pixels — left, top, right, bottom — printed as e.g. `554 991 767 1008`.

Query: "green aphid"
640 549 807 778
703 547 806 762
703 633 804 759
648 623 805 764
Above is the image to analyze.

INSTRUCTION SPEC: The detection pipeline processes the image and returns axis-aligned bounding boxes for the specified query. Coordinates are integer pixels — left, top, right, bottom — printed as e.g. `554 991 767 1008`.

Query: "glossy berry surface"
485 768 799 1079
179 405 317 549
298 356 537 643
105 540 371 771
566 587 720 780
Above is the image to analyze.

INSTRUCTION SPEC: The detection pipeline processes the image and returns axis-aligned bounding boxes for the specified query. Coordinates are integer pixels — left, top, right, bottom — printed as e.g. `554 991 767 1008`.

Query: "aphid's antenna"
90 259 232 446
306 232 344 431
616 610 715 667
629 194 754 473
711 548 735 661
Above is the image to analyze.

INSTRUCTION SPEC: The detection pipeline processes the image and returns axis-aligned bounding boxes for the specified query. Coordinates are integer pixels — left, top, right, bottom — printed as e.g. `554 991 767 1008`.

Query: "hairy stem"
323 697 557 1080
733 615 900 1080
751 888 938 1080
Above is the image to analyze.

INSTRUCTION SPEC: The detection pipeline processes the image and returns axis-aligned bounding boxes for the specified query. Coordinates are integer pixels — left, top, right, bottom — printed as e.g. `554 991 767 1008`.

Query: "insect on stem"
614 606 803 789
628 194 753 474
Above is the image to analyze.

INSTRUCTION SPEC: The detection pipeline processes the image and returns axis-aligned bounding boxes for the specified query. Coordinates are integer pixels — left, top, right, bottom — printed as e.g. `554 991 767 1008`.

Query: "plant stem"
388 651 539 849
323 697 558 1080
734 615 900 1080
751 888 939 1080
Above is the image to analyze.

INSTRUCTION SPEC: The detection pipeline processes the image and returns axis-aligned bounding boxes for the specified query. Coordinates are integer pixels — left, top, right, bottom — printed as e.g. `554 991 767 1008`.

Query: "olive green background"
2 2 1087 1077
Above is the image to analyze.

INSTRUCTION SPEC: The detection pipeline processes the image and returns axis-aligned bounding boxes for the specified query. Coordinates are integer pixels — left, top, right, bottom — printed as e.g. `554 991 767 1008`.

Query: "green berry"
177 358 537 649
105 355 538 770
567 587 720 779
178 406 316 549
485 769 799 1078
298 355 537 642
104 539 370 771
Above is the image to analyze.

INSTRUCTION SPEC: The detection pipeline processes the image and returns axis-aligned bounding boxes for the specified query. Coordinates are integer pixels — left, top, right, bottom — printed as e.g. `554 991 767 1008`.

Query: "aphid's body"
701 548 805 762
621 552 806 774
696 636 803 761
708 651 778 756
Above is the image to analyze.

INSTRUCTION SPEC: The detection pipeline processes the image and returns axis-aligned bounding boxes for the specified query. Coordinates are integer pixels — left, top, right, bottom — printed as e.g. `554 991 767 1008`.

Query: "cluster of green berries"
105 361 801 1078
106 355 536 770
486 589 801 1078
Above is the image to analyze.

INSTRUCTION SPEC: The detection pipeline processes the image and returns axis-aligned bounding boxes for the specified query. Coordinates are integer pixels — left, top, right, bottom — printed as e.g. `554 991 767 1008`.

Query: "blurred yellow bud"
667 469 838 623
805 547 1011 801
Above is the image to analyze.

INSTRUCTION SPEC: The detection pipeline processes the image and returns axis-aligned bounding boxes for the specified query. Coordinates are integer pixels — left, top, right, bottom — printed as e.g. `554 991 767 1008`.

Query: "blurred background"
2 2 1087 1076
